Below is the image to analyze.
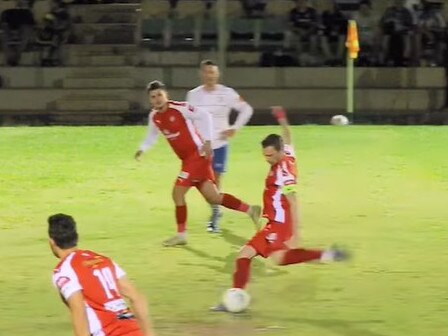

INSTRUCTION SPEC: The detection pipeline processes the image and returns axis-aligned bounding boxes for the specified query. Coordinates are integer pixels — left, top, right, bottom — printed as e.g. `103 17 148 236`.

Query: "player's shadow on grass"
220 227 247 247
264 316 388 336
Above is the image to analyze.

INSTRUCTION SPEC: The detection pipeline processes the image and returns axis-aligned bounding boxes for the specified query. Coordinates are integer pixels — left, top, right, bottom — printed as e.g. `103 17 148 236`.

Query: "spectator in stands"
240 0 267 18
204 0 215 18
48 0 72 64
168 0 179 18
288 0 319 66
36 14 59 66
0 0 35 66
380 0 414 66
353 0 380 66
415 0 446 66
320 2 347 66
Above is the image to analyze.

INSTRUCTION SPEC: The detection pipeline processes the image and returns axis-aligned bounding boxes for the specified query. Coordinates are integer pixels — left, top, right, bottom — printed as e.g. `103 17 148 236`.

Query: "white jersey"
187 84 253 149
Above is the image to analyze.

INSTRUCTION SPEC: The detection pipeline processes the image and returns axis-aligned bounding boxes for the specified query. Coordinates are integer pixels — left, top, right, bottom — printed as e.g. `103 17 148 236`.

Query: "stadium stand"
0 0 447 125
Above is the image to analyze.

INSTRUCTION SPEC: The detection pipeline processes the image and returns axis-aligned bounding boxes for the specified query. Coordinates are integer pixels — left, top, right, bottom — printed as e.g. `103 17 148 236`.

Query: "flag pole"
346 20 359 122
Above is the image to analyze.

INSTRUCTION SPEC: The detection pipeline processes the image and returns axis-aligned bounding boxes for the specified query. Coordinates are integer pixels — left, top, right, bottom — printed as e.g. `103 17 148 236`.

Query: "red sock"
233 258 251 289
221 193 250 213
280 248 323 265
176 205 187 233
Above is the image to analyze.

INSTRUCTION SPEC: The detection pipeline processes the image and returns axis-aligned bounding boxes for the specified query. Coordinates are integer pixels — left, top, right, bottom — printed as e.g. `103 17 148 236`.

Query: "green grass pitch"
0 126 447 336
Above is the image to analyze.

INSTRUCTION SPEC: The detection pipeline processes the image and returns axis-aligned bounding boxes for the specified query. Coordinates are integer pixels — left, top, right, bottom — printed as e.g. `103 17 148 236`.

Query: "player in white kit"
187 60 253 233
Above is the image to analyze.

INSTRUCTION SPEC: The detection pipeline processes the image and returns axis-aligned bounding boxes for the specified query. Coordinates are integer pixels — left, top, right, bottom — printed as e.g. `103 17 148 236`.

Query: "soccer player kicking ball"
187 60 254 233
48 214 155 336
212 107 349 312
135 80 261 247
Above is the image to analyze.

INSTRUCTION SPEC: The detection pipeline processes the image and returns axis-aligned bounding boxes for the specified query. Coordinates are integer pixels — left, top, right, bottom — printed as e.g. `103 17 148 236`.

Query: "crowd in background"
0 0 446 67
0 0 71 66
286 0 446 67
165 0 447 67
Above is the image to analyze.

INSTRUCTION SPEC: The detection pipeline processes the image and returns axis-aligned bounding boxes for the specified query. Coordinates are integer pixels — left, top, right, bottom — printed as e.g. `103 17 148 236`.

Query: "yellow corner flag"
346 20 360 59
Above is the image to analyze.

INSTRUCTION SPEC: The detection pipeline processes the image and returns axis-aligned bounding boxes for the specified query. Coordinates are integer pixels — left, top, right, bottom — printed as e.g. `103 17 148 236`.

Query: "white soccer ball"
222 288 251 313
330 115 349 126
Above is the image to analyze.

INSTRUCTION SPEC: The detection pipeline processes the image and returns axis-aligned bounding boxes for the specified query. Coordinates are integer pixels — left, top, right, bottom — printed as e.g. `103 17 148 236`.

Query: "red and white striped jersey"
139 100 213 160
262 145 298 223
52 250 141 336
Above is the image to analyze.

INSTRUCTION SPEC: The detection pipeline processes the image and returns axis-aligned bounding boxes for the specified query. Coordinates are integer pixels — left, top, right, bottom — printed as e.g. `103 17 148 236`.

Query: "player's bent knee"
238 245 257 259
204 192 222 205
172 188 187 205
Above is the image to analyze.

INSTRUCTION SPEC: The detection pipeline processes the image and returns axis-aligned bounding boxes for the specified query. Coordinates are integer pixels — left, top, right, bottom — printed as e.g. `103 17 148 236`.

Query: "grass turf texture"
0 126 447 336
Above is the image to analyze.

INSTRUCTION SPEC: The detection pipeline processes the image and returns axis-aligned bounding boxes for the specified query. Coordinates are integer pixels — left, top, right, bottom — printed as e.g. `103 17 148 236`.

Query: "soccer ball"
330 115 349 126
222 288 251 313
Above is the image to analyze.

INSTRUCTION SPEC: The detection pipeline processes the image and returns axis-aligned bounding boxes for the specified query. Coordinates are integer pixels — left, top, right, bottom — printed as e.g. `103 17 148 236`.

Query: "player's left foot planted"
162 234 187 247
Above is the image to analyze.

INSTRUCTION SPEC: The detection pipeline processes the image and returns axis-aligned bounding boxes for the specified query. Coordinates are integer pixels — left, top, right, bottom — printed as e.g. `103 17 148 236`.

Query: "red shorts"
121 331 144 336
106 319 144 336
175 155 215 188
247 221 292 258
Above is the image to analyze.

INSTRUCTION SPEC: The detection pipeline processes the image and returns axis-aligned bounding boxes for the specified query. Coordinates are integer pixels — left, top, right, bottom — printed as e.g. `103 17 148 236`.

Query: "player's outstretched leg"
270 245 350 266
199 181 262 231
211 245 349 313
163 185 190 247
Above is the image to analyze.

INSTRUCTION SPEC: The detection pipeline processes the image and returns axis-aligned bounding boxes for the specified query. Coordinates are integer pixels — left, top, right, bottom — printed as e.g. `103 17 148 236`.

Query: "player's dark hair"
146 80 166 93
48 213 78 249
200 59 217 68
261 134 283 151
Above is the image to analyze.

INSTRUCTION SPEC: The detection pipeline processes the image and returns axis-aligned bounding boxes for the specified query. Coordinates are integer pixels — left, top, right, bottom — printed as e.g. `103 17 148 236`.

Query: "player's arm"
117 277 155 336
66 291 90 336
224 89 253 139
185 104 213 157
135 113 159 161
53 272 89 336
271 106 292 145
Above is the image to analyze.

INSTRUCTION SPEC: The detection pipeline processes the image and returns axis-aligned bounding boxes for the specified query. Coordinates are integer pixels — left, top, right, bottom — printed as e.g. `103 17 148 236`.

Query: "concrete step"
63 77 135 89
55 99 130 111
66 44 136 58
71 3 140 14
49 114 125 126
72 23 136 44
73 23 136 35
69 55 131 66
71 5 140 24
68 66 134 78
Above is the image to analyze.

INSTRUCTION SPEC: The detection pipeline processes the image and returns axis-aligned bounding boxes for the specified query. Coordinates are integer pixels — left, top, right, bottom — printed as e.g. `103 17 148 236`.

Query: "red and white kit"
53 250 143 336
248 144 298 257
140 100 215 187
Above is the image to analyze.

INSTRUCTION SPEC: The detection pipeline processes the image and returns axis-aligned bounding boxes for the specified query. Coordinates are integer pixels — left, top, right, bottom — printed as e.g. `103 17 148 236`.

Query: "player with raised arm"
212 107 349 312
135 81 261 247
49 213 155 336
187 60 253 233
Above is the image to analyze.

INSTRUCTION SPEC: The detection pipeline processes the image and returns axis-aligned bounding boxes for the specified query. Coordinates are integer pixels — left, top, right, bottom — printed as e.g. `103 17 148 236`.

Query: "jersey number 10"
93 267 119 299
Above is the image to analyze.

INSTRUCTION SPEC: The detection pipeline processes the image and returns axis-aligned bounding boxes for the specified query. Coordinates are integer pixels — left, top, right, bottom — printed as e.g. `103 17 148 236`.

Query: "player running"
212 107 349 312
135 80 261 247
48 213 155 336
187 60 253 233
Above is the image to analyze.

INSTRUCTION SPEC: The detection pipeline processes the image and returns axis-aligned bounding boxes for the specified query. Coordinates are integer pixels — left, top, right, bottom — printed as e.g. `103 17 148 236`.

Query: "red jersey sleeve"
280 145 297 192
